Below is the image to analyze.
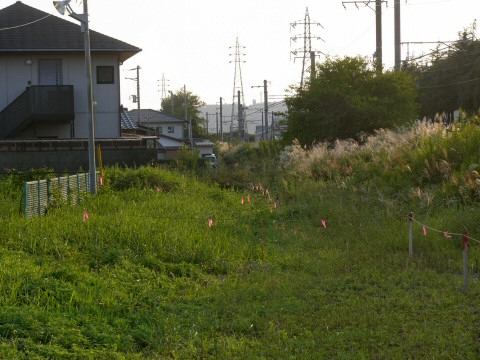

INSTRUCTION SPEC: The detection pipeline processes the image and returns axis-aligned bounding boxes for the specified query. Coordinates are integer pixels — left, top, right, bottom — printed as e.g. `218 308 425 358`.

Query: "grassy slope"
0 164 479 358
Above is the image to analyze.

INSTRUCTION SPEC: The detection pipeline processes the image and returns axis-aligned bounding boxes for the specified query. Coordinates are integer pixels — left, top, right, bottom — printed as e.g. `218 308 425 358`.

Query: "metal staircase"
0 85 74 138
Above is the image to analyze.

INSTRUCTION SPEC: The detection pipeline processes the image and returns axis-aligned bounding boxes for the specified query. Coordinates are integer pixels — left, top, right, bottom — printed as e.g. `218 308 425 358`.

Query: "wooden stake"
463 232 468 292
408 212 414 257
261 219 265 261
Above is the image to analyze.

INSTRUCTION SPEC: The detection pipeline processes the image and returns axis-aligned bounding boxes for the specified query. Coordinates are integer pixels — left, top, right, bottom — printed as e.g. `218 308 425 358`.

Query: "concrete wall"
0 52 122 139
0 138 156 172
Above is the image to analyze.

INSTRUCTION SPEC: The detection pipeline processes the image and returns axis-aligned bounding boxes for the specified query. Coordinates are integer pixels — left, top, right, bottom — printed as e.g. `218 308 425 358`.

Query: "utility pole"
342 0 387 72
219 97 223 141
183 84 187 121
290 7 324 89
252 80 269 140
168 90 174 114
375 0 382 72
238 90 244 142
126 65 141 123
263 80 269 140
394 0 401 71
271 112 275 140
189 117 193 149
205 112 209 135
215 112 219 137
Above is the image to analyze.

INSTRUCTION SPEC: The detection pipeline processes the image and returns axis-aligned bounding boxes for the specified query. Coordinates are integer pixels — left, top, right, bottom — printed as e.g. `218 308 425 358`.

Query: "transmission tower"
290 7 324 89
157 73 169 111
229 37 246 142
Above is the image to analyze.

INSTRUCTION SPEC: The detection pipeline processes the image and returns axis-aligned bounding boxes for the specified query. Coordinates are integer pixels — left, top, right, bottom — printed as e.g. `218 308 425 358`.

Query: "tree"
413 21 480 119
161 88 206 137
283 56 418 146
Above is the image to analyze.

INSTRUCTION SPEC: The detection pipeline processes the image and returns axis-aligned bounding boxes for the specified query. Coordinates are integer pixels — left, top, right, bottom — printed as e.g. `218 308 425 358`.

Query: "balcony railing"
0 85 74 138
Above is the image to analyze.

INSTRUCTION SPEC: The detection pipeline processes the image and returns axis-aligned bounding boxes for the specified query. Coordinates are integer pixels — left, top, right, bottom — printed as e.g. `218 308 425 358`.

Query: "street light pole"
53 0 96 194
82 0 96 194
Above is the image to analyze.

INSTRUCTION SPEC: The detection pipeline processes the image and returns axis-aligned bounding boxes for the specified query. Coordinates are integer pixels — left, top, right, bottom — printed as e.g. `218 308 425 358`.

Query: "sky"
2 0 479 111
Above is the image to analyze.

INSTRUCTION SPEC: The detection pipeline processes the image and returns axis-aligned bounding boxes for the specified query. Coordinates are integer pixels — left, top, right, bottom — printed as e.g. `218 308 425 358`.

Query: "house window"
155 126 162 135
168 126 174 133
97 66 114 84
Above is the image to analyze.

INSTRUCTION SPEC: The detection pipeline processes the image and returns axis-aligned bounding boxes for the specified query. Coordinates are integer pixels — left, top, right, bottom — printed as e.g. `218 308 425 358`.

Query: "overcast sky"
3 0 479 109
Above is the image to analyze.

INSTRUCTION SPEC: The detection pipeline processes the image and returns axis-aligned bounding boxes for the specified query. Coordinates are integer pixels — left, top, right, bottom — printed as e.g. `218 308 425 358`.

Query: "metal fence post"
77 174 81 204
37 179 41 216
23 181 28 217
408 212 414 257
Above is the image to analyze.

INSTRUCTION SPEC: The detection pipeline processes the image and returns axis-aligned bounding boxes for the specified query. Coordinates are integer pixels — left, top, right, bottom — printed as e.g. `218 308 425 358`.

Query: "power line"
0 13 53 31
418 76 480 89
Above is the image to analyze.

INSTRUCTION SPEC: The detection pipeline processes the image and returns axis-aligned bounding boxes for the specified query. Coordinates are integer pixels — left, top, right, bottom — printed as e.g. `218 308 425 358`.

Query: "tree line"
284 22 480 146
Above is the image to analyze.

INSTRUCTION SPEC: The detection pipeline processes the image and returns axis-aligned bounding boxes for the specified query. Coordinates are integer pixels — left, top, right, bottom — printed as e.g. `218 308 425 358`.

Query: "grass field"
1 164 480 358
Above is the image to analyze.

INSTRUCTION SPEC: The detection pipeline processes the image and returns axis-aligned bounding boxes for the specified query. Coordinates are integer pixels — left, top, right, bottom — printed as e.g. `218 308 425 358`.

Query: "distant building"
124 109 214 160
255 114 287 141
199 101 287 139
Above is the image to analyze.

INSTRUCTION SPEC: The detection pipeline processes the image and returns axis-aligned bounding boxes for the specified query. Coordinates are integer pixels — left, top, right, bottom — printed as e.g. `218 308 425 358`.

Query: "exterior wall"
157 148 181 161
196 145 214 157
16 122 72 139
0 138 156 171
0 54 33 109
148 121 184 140
0 52 121 139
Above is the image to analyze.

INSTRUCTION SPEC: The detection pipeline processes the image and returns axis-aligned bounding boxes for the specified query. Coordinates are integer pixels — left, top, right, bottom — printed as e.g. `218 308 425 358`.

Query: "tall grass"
276 118 480 207
0 117 479 358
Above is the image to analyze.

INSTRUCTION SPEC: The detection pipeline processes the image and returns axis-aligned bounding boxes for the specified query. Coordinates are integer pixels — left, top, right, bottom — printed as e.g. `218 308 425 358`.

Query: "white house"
127 109 214 160
128 109 187 160
0 1 141 140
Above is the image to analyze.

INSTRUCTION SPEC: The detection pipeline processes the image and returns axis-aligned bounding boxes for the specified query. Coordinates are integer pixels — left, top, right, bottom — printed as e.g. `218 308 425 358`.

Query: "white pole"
83 0 96 194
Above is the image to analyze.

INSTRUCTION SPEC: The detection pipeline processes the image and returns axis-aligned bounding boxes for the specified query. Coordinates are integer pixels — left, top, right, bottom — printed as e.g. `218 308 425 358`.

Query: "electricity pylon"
229 37 246 142
290 7 324 89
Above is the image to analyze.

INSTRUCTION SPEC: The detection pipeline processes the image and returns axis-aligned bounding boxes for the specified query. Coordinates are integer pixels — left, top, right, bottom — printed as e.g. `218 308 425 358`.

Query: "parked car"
203 154 217 167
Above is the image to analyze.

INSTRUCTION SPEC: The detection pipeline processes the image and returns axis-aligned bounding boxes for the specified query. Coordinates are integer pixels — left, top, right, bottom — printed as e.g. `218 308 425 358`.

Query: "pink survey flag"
247 195 251 203
423 226 427 236
208 218 214 227
241 198 245 205
322 219 327 229
99 175 104 186
83 210 89 222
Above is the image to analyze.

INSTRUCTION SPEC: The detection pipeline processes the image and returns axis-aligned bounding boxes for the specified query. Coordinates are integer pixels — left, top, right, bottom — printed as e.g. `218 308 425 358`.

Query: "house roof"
193 138 214 147
120 108 139 130
0 2 141 62
128 109 187 124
